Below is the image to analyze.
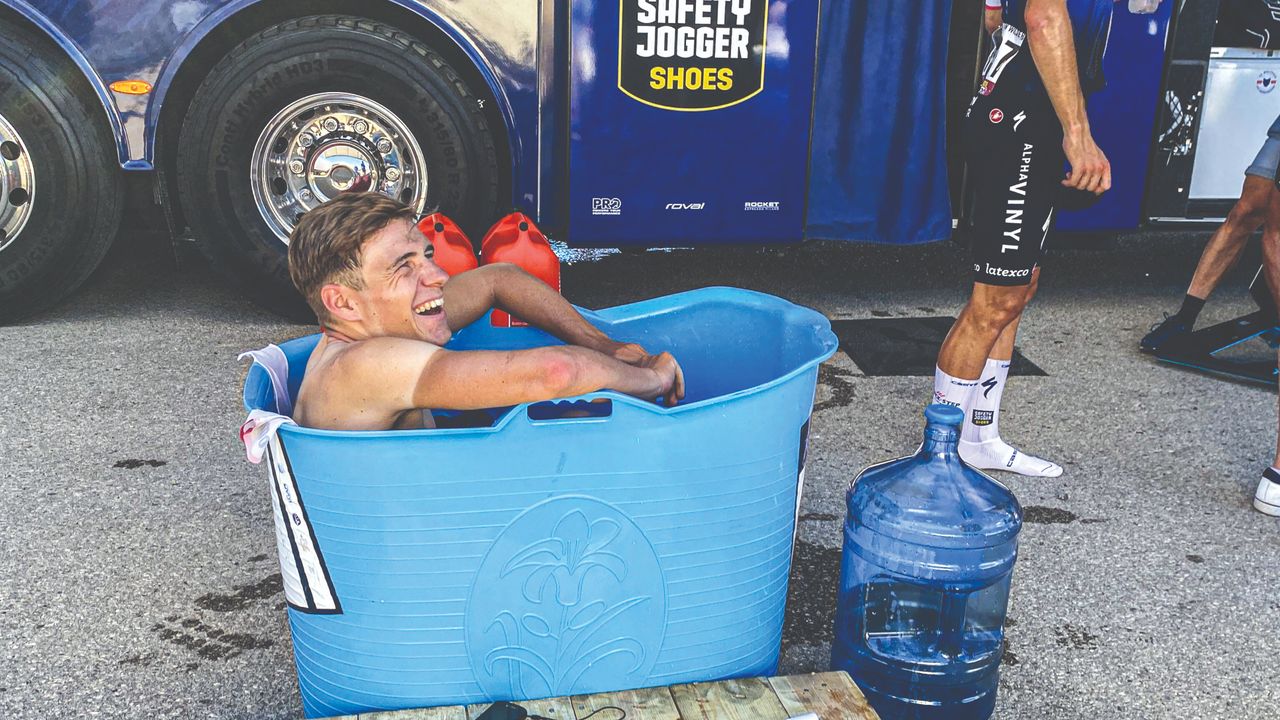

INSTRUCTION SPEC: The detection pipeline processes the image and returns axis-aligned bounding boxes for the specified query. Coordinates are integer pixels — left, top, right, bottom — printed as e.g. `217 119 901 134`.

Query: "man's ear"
320 283 362 324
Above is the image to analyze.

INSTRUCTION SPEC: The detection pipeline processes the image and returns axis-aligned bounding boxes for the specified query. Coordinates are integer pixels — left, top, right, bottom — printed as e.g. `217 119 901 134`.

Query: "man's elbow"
487 262 528 281
1023 2 1064 37
537 348 584 399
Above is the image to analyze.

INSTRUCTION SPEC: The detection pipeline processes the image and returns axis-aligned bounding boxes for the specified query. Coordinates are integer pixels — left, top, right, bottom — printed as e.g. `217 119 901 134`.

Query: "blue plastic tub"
242 287 837 717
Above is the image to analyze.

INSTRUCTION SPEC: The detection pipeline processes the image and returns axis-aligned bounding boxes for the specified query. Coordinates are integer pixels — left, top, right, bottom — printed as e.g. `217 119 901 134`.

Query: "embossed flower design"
501 510 627 605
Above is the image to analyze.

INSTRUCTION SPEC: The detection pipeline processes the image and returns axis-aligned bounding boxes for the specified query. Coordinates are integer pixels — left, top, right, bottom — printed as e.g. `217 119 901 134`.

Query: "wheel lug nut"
322 118 339 132
288 159 305 175
384 167 402 182
299 188 314 202
376 139 393 154
354 120 369 135
299 133 314 148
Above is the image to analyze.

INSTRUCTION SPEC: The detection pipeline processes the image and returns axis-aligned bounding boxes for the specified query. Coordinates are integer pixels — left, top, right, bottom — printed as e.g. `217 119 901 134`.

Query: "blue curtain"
806 0 954 245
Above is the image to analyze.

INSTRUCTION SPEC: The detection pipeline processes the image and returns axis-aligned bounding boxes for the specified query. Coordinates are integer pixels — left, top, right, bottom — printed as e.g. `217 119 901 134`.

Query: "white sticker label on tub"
268 437 339 613
1259 71 1277 94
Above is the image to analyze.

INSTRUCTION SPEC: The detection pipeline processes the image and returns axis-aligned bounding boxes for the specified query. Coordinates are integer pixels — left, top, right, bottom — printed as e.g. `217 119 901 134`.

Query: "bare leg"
1186 175 1272 300
1258 183 1280 468
938 282 1033 380
944 268 1061 477
990 268 1040 362
1253 182 1280 515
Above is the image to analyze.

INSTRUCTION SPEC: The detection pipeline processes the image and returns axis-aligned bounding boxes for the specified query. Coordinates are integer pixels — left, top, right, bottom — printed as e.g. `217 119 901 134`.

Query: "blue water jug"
831 404 1022 719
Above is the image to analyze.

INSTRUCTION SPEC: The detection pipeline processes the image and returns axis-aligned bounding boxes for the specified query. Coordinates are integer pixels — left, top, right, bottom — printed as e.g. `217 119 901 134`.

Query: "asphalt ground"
2 216 1278 719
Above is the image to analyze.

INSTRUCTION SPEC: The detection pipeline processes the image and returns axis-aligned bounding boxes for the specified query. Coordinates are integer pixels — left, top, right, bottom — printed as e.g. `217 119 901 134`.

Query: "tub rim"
244 286 838 440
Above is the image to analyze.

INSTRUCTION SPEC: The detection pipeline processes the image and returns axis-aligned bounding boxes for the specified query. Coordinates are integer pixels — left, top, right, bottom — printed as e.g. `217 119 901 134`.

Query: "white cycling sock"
933 365 978 411
959 358 1063 478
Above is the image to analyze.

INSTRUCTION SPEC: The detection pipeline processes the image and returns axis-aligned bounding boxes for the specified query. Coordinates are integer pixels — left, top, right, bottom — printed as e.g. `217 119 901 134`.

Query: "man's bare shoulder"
327 335 442 369
295 336 444 430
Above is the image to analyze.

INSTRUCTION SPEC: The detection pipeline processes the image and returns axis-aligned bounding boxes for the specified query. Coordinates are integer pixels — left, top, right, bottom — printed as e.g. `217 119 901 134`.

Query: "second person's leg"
955 269 1063 477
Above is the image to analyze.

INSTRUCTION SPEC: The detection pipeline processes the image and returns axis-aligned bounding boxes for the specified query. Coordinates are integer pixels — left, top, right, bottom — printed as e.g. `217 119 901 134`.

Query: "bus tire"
176 15 502 321
0 17 122 323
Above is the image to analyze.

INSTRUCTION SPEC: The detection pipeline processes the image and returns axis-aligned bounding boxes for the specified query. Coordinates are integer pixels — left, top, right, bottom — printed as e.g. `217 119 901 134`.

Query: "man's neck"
320 324 360 344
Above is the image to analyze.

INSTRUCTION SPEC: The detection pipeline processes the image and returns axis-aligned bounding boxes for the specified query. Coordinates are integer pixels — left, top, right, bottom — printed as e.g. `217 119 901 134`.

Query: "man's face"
350 217 452 345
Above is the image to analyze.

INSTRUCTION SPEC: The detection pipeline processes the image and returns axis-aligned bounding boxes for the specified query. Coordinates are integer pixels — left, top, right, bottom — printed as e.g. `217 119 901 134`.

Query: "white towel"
239 408 296 464
238 344 293 416
239 345 298 464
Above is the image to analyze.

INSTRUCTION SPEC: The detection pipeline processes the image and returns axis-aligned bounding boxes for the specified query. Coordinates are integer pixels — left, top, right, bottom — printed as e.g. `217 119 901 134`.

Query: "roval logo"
665 202 705 210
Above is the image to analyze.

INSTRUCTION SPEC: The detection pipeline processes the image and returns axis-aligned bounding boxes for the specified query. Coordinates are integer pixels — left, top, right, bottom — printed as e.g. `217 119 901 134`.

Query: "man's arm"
416 345 682 409
1024 0 1111 194
443 263 643 358
340 336 682 415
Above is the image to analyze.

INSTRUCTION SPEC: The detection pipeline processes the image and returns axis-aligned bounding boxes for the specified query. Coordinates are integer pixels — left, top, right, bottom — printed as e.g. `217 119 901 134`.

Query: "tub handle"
526 397 614 422
516 390 676 427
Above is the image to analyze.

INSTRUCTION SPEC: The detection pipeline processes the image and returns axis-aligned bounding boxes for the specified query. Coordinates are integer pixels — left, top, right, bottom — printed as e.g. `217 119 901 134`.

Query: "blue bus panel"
567 0 819 246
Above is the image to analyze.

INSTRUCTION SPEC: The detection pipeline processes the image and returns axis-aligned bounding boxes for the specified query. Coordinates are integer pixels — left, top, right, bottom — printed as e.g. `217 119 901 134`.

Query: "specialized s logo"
1012 110 1026 131
972 409 994 427
981 377 998 399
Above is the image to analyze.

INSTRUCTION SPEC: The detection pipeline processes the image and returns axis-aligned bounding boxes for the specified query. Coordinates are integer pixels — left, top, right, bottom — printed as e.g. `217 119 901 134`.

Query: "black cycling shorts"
965 25 1066 287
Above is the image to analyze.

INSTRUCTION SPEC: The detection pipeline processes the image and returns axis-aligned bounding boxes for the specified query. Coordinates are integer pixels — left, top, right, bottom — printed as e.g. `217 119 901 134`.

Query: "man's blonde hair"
287 192 416 323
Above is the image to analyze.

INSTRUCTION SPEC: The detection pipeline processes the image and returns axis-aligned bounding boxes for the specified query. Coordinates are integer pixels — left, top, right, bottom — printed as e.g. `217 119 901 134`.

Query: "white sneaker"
1254 467 1280 517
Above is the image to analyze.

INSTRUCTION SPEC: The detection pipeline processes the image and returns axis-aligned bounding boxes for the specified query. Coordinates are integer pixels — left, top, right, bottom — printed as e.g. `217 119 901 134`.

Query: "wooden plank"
570 685 681 720
466 697 576 720
359 708 468 720
328 671 880 720
768 672 880 720
669 677 790 720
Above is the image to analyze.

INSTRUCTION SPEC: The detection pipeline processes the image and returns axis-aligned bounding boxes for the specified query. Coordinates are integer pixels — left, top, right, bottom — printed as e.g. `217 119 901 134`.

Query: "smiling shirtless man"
286 192 683 431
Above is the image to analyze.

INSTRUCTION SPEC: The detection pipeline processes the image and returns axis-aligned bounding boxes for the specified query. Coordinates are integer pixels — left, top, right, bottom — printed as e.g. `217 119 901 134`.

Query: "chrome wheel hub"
251 93 428 244
0 112 34 253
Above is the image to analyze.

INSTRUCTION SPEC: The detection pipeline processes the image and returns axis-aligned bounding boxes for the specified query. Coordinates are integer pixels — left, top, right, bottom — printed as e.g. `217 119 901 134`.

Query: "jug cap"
924 403 962 426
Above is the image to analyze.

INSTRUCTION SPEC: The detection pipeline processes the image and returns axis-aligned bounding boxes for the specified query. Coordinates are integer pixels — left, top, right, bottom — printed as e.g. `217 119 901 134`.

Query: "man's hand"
604 340 650 366
637 351 685 406
601 339 685 405
1062 129 1111 194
